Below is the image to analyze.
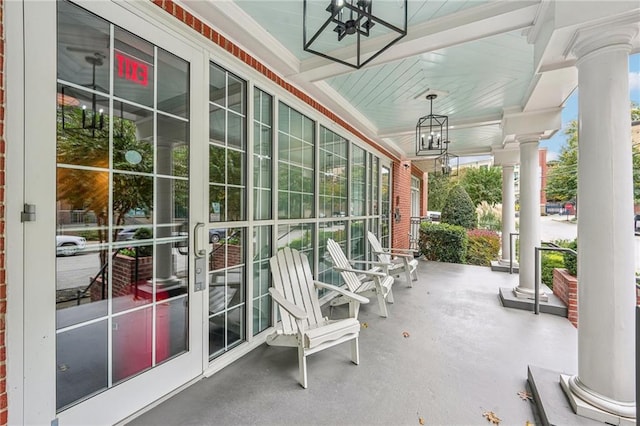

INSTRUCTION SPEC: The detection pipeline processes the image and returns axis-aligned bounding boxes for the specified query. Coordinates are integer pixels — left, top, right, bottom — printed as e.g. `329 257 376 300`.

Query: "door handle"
194 222 206 258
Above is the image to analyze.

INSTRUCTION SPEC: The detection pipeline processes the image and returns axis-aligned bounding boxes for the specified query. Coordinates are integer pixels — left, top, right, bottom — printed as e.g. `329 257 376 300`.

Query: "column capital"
515 134 541 145
569 23 638 62
492 147 519 166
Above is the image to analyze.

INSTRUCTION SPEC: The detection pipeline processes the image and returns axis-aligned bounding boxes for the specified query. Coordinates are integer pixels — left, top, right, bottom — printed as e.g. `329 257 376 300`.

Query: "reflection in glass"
319 126 348 221
381 166 391 247
113 173 153 227
351 220 366 261
56 320 108 410
208 231 246 358
111 101 153 174
252 226 272 335
209 105 225 143
157 49 189 118
56 0 193 410
318 221 346 288
157 297 189 363
112 308 153 383
277 223 314 273
253 88 272 221
352 145 366 216
278 102 314 220
157 115 189 177
227 112 244 149
57 86 110 167
114 28 154 107
57 0 110 95
209 63 226 106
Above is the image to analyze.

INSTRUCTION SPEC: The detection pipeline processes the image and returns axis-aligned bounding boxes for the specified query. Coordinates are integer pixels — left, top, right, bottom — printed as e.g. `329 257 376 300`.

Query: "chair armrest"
350 260 393 268
268 288 308 320
333 266 387 278
313 281 369 304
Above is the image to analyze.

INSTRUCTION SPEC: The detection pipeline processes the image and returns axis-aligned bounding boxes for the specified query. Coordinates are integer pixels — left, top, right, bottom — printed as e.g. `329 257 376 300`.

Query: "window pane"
157 115 188 177
57 1 110 94
278 102 314 219
114 28 154 107
157 49 189 118
112 101 154 174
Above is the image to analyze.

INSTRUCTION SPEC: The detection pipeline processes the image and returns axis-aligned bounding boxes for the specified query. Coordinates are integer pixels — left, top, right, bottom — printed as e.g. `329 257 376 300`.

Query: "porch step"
499 286 567 317
490 260 519 273
527 365 602 426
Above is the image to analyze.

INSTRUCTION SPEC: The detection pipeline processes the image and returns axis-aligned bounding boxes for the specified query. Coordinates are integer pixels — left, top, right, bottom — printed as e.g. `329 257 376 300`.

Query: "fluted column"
514 138 543 299
499 165 516 266
562 25 638 423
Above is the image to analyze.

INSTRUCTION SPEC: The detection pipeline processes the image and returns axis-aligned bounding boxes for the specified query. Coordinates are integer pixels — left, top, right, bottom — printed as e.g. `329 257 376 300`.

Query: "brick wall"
0 0 7 422
553 268 640 329
552 268 578 327
391 161 412 249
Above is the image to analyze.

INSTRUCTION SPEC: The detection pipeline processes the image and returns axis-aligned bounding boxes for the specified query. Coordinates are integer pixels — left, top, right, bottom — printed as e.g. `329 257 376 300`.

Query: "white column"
499 165 516 266
563 26 637 422
514 138 543 298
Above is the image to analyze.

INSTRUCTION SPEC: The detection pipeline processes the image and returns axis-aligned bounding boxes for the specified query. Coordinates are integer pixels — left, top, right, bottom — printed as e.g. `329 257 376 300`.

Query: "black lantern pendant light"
415 94 449 157
303 0 407 69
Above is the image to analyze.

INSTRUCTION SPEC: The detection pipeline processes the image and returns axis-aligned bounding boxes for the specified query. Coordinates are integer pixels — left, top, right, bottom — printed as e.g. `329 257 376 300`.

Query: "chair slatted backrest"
326 238 365 293
367 232 391 264
270 247 324 334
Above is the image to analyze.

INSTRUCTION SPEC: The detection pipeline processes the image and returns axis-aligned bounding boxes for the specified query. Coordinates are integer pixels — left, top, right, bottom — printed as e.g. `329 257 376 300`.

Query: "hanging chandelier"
415 94 449 157
303 0 407 69
434 150 458 176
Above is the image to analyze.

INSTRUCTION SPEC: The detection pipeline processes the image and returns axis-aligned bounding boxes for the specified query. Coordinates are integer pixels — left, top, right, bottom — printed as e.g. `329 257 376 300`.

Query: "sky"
539 53 640 161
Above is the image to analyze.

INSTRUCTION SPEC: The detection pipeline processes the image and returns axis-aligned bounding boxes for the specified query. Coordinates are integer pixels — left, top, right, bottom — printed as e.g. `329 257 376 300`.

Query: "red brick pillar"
392 161 412 249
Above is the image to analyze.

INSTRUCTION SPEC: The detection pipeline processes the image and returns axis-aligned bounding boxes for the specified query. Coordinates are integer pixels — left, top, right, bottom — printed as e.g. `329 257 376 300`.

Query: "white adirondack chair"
325 238 395 318
267 246 369 389
367 231 419 287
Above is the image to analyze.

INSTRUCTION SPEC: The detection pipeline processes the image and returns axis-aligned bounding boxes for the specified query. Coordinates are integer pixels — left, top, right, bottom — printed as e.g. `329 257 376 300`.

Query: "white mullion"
151 45 159 367
245 81 255 341
107 22 115 389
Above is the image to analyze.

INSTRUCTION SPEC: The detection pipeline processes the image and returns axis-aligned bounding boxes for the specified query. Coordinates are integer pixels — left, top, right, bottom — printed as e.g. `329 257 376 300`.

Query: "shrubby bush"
441 185 477 229
541 252 564 289
419 222 467 263
476 201 502 231
466 229 500 266
563 239 577 276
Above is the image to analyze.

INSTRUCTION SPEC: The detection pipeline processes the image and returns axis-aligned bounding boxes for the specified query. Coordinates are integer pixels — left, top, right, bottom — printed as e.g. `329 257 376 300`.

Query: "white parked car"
56 235 87 256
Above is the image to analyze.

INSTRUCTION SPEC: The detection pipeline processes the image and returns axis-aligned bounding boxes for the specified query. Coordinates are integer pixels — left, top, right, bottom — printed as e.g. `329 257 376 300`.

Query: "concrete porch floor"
127 260 578 426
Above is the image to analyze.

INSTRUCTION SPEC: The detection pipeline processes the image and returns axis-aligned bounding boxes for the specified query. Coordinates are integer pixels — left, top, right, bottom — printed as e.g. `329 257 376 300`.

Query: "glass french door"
20 1 207 424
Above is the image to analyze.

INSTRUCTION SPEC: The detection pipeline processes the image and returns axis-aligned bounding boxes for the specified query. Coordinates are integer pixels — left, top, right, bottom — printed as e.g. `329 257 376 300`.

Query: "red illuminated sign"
116 52 149 87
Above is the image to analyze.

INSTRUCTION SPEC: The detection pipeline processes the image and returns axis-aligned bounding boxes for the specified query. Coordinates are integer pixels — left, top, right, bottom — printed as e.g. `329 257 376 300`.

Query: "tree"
427 173 457 212
459 166 502 206
441 184 476 229
545 120 578 203
546 104 640 206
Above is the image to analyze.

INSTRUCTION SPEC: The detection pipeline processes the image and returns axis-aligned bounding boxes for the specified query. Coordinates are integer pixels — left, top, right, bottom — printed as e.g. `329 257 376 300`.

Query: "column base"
498 258 518 267
560 374 636 425
513 286 548 301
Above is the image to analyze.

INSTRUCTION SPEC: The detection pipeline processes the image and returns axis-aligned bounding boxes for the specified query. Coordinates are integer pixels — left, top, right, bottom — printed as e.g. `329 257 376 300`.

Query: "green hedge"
563 239 577 276
541 252 564 289
419 222 467 263
466 229 500 266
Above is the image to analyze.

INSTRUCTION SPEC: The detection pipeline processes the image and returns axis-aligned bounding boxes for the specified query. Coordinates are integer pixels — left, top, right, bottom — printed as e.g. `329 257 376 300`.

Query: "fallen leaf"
518 390 533 401
482 411 501 425
418 417 425 425
361 322 368 328
402 331 410 338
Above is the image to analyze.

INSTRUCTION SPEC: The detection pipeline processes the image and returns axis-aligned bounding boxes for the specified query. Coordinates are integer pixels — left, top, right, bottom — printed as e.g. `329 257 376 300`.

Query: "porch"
127 260 578 425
